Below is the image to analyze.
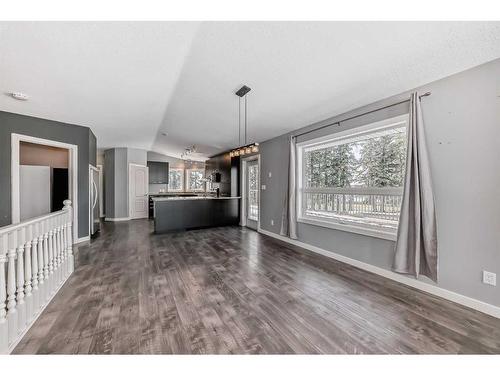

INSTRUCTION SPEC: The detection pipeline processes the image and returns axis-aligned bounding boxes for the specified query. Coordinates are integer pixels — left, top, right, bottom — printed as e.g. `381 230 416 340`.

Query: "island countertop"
153 195 240 233
151 196 241 202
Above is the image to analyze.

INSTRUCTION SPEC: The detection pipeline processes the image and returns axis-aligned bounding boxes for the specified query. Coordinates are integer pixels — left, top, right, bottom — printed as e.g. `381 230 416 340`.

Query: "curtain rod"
292 92 431 139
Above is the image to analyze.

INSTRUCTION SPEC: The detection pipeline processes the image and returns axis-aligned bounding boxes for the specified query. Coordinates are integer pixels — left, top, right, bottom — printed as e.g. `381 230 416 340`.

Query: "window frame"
168 168 184 192
296 114 409 241
185 168 206 192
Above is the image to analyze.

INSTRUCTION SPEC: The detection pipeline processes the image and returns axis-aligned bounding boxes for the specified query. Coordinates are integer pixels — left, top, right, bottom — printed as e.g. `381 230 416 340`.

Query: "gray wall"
0 111 97 239
104 148 116 219
260 58 500 307
104 148 128 219
104 147 148 219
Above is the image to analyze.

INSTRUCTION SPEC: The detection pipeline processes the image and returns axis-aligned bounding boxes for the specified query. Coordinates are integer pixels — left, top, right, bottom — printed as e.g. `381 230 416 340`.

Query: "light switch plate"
483 270 497 286
271 219 274 226
268 172 272 178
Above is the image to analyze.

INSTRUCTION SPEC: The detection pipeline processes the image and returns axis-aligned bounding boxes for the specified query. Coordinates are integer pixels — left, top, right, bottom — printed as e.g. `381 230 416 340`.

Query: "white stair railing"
0 200 74 354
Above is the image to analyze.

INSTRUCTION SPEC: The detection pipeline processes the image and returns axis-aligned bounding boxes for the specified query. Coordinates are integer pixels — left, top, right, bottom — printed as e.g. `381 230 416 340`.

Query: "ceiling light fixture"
10 92 29 101
230 85 259 158
181 145 197 160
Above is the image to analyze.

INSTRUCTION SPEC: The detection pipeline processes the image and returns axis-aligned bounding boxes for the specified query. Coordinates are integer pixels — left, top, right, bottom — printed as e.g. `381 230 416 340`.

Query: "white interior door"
129 164 149 219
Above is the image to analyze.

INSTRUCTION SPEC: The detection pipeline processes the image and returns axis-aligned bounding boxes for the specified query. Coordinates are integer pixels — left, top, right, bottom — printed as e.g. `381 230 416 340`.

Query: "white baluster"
24 224 33 325
31 222 39 315
7 230 18 344
38 220 46 305
16 227 26 331
63 200 74 274
62 220 68 277
58 217 64 284
48 220 55 297
0 234 8 353
43 222 50 301
64 218 69 276
53 218 59 287
56 217 62 285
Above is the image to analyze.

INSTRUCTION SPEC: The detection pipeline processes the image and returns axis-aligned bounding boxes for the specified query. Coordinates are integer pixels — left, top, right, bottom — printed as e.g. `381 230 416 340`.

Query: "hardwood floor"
12 219 500 354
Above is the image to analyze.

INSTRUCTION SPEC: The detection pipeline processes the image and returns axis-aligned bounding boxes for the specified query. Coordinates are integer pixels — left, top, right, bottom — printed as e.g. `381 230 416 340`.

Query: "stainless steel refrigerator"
90 165 100 236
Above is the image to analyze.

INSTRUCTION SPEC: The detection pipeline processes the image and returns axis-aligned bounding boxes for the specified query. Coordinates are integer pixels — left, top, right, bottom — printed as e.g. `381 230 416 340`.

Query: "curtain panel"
393 92 438 282
280 136 298 239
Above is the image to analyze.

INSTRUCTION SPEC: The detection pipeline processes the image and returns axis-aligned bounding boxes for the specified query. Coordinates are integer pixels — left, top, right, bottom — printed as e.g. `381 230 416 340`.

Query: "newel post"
63 200 74 274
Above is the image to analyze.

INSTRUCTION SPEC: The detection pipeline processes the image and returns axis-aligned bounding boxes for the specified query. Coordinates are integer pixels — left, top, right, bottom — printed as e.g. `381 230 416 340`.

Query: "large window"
168 168 184 192
186 169 205 192
297 115 408 239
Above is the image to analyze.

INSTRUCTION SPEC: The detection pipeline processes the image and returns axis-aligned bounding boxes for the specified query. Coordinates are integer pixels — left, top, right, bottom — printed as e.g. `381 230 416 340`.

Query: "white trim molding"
104 217 131 222
295 114 407 242
240 154 261 229
258 228 500 319
11 133 79 243
74 236 90 244
297 217 397 241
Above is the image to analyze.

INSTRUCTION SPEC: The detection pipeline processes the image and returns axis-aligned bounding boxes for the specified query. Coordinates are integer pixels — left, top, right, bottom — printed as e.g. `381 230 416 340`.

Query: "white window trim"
185 168 206 192
296 114 408 241
168 168 184 192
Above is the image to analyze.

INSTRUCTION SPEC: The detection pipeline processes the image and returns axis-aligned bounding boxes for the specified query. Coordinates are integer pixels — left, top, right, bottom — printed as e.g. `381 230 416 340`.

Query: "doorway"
129 163 149 219
11 133 78 242
241 156 260 230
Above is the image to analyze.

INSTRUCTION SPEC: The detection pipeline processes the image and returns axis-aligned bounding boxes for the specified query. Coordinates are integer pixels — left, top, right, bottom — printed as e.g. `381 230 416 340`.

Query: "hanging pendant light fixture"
230 85 259 158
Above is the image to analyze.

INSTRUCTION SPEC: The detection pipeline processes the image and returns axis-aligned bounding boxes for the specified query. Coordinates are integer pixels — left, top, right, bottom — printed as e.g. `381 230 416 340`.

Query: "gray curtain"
280 136 298 239
393 92 438 282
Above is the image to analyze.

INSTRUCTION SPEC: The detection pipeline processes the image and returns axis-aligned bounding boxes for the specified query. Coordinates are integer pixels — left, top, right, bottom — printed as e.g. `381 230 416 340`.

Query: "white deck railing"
0 200 74 353
302 187 403 225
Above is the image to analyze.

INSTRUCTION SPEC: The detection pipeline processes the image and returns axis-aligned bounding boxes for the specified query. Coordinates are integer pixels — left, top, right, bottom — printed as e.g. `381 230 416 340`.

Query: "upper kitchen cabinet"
148 161 169 184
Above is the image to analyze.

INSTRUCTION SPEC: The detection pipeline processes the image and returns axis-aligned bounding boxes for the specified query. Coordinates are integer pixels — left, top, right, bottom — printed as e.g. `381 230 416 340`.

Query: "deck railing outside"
302 187 403 227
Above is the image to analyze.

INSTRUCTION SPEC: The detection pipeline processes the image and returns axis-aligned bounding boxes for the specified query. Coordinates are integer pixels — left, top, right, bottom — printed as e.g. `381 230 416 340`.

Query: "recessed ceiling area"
1 21 500 160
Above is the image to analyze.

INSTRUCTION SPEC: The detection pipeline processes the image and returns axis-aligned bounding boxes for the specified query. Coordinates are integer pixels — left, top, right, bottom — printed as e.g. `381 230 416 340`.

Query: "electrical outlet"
261 184 266 190
271 219 274 226
268 172 272 178
483 271 497 286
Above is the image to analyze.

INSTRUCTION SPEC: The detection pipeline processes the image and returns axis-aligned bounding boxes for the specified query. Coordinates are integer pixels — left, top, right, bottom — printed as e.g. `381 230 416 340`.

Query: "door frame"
128 163 149 219
97 164 104 218
89 164 100 236
240 154 261 230
11 133 79 243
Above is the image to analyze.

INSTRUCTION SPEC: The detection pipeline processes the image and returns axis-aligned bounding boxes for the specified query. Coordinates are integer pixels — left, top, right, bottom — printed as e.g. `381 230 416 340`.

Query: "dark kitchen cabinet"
148 161 169 184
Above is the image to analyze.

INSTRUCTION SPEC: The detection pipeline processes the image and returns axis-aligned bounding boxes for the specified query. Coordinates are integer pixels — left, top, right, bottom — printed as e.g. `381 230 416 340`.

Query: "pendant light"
230 85 259 158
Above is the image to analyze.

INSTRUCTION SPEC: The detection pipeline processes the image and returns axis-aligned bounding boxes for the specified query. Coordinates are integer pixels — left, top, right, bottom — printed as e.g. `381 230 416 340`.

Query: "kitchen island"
152 196 240 233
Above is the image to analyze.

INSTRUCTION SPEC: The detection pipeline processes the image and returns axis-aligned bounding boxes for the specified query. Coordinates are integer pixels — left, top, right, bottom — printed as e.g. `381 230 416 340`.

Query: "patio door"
245 159 259 230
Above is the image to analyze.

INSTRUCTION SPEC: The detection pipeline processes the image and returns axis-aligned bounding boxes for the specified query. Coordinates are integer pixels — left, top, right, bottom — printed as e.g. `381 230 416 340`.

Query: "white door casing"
129 163 149 219
240 154 260 230
11 133 79 243
97 165 104 218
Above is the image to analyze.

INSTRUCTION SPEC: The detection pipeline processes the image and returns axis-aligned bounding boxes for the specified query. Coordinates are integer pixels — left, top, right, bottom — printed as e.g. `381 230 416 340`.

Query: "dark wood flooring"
13 220 500 354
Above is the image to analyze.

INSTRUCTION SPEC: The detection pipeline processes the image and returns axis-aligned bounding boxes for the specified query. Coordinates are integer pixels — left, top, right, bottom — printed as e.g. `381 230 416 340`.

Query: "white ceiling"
1 22 500 160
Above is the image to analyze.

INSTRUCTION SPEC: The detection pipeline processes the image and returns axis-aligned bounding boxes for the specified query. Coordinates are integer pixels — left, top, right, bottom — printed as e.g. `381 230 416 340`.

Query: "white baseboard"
105 217 130 222
258 228 500 319
74 236 90 244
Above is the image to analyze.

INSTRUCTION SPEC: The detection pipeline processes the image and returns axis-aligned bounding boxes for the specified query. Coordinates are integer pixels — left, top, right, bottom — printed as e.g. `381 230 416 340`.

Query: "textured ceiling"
1 22 500 160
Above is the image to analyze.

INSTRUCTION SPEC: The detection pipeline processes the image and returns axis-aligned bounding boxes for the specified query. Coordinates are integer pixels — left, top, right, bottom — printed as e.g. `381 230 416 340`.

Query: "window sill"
297 216 397 241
